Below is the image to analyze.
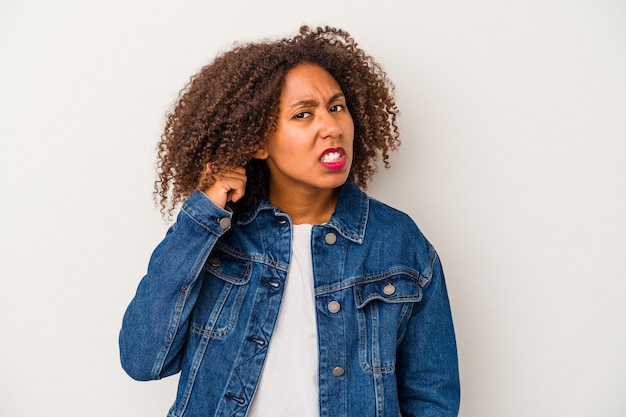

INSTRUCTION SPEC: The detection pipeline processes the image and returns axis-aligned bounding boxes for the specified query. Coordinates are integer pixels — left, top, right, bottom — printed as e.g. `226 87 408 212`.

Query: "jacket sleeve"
119 191 232 381
396 246 461 416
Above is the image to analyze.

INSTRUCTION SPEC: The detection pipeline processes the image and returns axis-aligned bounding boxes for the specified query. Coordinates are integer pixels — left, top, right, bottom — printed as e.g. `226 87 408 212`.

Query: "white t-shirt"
247 223 319 417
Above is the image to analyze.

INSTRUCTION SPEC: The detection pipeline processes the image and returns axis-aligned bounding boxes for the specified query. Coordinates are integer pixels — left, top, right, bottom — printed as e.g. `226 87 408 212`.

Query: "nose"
319 110 343 139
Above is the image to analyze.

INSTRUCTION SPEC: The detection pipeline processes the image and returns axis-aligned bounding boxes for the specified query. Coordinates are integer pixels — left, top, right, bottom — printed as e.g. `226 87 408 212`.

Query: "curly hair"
155 25 400 218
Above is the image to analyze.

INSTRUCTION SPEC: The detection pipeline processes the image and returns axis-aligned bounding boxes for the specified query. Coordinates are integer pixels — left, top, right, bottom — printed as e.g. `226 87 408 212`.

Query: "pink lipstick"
319 147 347 171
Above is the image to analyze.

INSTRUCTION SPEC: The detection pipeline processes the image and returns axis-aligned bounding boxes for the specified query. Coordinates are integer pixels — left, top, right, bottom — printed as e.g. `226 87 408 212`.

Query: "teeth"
321 152 341 162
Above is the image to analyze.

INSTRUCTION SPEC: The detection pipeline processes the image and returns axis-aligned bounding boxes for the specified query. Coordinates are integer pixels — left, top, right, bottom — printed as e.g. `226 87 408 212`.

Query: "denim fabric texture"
119 180 460 416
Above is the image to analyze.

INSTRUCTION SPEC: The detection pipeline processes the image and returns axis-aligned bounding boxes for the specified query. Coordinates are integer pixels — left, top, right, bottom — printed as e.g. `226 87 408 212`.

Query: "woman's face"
254 63 354 196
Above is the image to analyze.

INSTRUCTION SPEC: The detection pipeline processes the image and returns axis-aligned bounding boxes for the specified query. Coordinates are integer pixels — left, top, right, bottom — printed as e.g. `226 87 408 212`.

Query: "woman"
120 25 460 417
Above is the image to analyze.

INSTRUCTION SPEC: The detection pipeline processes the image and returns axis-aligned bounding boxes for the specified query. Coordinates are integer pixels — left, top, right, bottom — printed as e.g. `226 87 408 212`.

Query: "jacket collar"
237 180 368 244
324 180 368 244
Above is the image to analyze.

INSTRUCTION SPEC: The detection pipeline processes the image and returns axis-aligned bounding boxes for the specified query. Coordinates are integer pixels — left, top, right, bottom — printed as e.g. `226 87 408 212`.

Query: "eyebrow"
288 92 345 109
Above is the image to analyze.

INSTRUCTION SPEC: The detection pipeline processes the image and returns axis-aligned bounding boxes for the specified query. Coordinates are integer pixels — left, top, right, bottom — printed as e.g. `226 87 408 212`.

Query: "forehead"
280 64 343 99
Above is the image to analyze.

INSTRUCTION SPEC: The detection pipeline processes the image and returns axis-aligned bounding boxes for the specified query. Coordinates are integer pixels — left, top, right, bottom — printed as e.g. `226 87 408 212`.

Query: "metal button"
325 233 337 245
383 284 396 295
332 366 345 377
219 217 231 229
208 257 221 267
327 301 341 313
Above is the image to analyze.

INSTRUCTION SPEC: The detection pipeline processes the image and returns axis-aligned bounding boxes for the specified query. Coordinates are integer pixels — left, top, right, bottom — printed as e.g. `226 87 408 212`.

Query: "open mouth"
319 148 347 170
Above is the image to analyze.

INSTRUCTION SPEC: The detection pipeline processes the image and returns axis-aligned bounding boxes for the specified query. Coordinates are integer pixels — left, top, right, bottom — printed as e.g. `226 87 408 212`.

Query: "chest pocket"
190 250 252 339
353 271 424 373
354 271 423 308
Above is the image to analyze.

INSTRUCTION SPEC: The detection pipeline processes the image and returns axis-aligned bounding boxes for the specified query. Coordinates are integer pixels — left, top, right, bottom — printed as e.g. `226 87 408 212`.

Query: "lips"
319 147 347 170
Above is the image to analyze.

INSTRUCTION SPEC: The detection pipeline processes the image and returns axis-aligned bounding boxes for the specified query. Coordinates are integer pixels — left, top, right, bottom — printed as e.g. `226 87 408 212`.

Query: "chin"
321 175 350 190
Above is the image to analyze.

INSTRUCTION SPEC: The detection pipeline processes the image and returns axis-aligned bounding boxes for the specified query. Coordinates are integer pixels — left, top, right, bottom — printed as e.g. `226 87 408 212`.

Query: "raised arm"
119 166 247 380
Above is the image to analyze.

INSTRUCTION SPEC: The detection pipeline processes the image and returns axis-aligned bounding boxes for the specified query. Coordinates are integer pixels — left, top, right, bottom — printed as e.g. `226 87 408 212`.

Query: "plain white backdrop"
1 0 624 416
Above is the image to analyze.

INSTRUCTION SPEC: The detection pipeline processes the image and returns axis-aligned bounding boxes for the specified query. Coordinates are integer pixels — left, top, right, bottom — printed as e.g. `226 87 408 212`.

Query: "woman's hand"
200 165 247 209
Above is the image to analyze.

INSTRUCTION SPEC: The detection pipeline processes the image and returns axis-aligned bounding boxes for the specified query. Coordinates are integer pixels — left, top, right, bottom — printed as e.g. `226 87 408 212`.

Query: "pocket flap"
354 272 422 309
205 250 252 285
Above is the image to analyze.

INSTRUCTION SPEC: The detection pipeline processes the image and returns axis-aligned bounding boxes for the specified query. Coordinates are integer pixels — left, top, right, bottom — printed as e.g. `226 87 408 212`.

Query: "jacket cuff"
180 190 233 234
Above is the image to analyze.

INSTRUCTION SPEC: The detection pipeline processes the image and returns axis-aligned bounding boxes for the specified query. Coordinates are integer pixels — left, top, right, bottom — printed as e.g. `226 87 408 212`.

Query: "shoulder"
367 196 422 236
364 195 437 267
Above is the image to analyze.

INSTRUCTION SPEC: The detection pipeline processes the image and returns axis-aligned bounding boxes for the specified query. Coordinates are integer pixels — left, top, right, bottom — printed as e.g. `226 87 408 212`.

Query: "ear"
251 144 268 160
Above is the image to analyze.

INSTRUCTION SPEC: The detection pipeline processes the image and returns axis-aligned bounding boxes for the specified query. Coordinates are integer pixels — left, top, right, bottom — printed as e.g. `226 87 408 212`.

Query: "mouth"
320 147 347 170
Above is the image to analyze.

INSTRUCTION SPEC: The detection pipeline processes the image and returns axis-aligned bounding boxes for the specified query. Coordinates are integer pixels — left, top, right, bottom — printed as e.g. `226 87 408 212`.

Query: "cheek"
343 118 355 143
345 128 355 153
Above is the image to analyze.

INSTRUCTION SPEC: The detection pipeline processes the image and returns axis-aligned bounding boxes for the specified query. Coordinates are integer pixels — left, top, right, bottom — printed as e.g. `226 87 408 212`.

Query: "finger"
218 168 247 183
200 164 246 180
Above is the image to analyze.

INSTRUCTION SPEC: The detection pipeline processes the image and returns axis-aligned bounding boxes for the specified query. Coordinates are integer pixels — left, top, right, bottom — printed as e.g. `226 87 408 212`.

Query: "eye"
294 111 312 119
329 104 345 112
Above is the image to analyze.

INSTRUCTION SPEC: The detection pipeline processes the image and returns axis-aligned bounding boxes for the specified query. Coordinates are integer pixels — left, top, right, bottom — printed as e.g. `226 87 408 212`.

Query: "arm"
119 191 232 380
119 166 247 381
397 249 461 416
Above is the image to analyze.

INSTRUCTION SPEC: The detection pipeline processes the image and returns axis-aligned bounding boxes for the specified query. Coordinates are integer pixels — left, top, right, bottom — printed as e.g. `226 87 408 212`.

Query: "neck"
268 185 339 225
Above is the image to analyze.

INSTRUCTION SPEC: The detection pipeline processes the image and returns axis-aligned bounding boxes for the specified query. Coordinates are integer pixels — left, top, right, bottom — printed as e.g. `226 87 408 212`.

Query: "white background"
1 1 624 416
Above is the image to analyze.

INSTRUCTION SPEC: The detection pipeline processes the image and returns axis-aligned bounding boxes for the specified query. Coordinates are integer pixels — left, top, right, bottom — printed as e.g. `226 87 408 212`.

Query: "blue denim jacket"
120 180 460 416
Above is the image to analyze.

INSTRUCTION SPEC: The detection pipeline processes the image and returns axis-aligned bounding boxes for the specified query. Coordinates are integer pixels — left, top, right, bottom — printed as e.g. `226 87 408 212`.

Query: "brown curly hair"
155 25 400 218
